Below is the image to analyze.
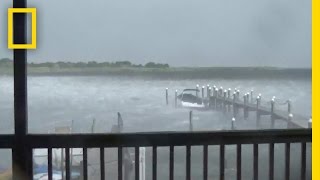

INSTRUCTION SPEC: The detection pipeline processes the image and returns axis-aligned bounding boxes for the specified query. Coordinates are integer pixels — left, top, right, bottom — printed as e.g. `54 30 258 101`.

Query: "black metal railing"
0 129 312 180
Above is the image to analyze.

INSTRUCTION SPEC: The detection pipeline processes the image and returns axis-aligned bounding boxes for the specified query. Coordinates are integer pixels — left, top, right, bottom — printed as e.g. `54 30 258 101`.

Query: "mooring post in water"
271 98 275 128
227 88 231 112
287 113 293 129
166 88 169 105
202 86 205 99
308 118 312 128
214 88 218 109
233 93 237 117
243 94 248 119
118 112 124 132
236 90 240 100
250 90 253 103
231 117 236 130
175 90 178 108
287 100 291 114
208 87 212 98
223 90 227 112
219 87 223 97
207 84 210 98
196 84 199 97
91 118 96 133
189 111 193 131
256 96 261 128
246 93 250 104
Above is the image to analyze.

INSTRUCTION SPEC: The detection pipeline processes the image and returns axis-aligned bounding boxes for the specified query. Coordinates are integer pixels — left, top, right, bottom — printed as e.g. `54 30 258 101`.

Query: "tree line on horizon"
0 58 170 69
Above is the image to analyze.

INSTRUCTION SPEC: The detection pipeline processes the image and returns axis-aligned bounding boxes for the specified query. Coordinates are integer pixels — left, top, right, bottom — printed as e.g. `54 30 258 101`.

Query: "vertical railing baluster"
237 144 241 180
203 145 208 180
301 142 306 180
100 147 105 180
83 148 88 180
135 147 140 180
285 143 290 180
118 147 123 180
269 143 274 180
169 146 174 180
65 148 70 180
48 148 53 180
220 145 225 180
253 144 258 180
186 145 191 180
153 146 157 180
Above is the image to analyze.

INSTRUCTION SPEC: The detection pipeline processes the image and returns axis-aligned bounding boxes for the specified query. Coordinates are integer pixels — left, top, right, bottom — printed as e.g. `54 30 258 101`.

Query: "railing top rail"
0 129 311 149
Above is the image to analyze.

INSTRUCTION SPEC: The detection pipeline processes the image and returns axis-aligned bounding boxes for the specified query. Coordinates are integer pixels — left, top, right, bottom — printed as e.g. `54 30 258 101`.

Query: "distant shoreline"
0 67 311 79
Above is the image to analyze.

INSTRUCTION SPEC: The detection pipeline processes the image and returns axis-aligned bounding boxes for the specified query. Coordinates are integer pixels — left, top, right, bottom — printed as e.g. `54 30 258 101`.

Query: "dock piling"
250 90 253 103
256 96 261 128
288 100 291 114
175 90 178 108
91 118 96 133
271 98 275 128
231 117 236 130
287 114 293 129
189 111 193 131
223 90 227 112
196 85 199 97
233 93 237 117
202 86 205 99
207 85 210 98
308 118 312 128
236 90 240 100
166 88 169 105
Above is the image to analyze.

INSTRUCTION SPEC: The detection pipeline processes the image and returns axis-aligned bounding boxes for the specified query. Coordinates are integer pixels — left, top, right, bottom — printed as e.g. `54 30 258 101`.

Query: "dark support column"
12 0 33 179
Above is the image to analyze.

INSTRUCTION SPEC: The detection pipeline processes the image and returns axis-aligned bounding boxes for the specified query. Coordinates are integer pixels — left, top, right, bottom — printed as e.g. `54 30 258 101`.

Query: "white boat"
178 89 205 108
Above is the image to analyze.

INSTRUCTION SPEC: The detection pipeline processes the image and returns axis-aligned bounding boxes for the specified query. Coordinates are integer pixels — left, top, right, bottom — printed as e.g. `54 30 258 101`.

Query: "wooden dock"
208 87 310 128
169 85 311 129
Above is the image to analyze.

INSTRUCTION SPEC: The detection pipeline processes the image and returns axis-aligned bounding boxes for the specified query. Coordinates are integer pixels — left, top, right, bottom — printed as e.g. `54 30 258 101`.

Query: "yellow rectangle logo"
8 8 37 49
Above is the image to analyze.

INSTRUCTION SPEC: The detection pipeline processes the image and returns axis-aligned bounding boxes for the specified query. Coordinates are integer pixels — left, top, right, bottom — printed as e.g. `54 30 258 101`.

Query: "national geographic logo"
7 8 37 49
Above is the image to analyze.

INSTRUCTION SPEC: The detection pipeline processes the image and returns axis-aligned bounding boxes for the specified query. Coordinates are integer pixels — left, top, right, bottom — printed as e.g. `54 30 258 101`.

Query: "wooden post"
308 118 312 128
236 90 240 100
208 87 212 98
227 88 231 112
219 87 223 97
91 118 96 133
231 117 236 130
118 112 123 132
223 90 227 113
256 96 261 128
243 94 248 119
189 111 193 131
271 98 275 128
250 90 253 103
196 84 199 97
214 88 218 109
166 88 169 105
175 90 178 108
287 100 291 114
207 84 210 98
233 93 237 118
287 114 293 129
246 93 250 104
12 0 34 178
202 86 205 99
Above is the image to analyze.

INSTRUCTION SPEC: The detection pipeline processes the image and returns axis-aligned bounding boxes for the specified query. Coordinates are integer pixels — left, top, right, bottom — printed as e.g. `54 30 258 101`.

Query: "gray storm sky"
0 0 311 67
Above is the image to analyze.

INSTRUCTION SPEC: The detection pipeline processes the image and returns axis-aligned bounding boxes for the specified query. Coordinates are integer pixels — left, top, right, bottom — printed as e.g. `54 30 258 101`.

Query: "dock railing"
0 129 312 180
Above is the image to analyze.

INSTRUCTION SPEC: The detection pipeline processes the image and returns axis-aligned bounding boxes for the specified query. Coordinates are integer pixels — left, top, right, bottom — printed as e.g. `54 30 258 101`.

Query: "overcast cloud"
0 0 311 67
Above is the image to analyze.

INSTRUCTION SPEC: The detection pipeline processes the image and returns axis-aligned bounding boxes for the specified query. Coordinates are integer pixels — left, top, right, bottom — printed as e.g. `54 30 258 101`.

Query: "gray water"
0 76 311 179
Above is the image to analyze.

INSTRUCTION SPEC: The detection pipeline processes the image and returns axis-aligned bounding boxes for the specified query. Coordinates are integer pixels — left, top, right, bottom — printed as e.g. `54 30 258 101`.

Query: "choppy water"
0 76 312 179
